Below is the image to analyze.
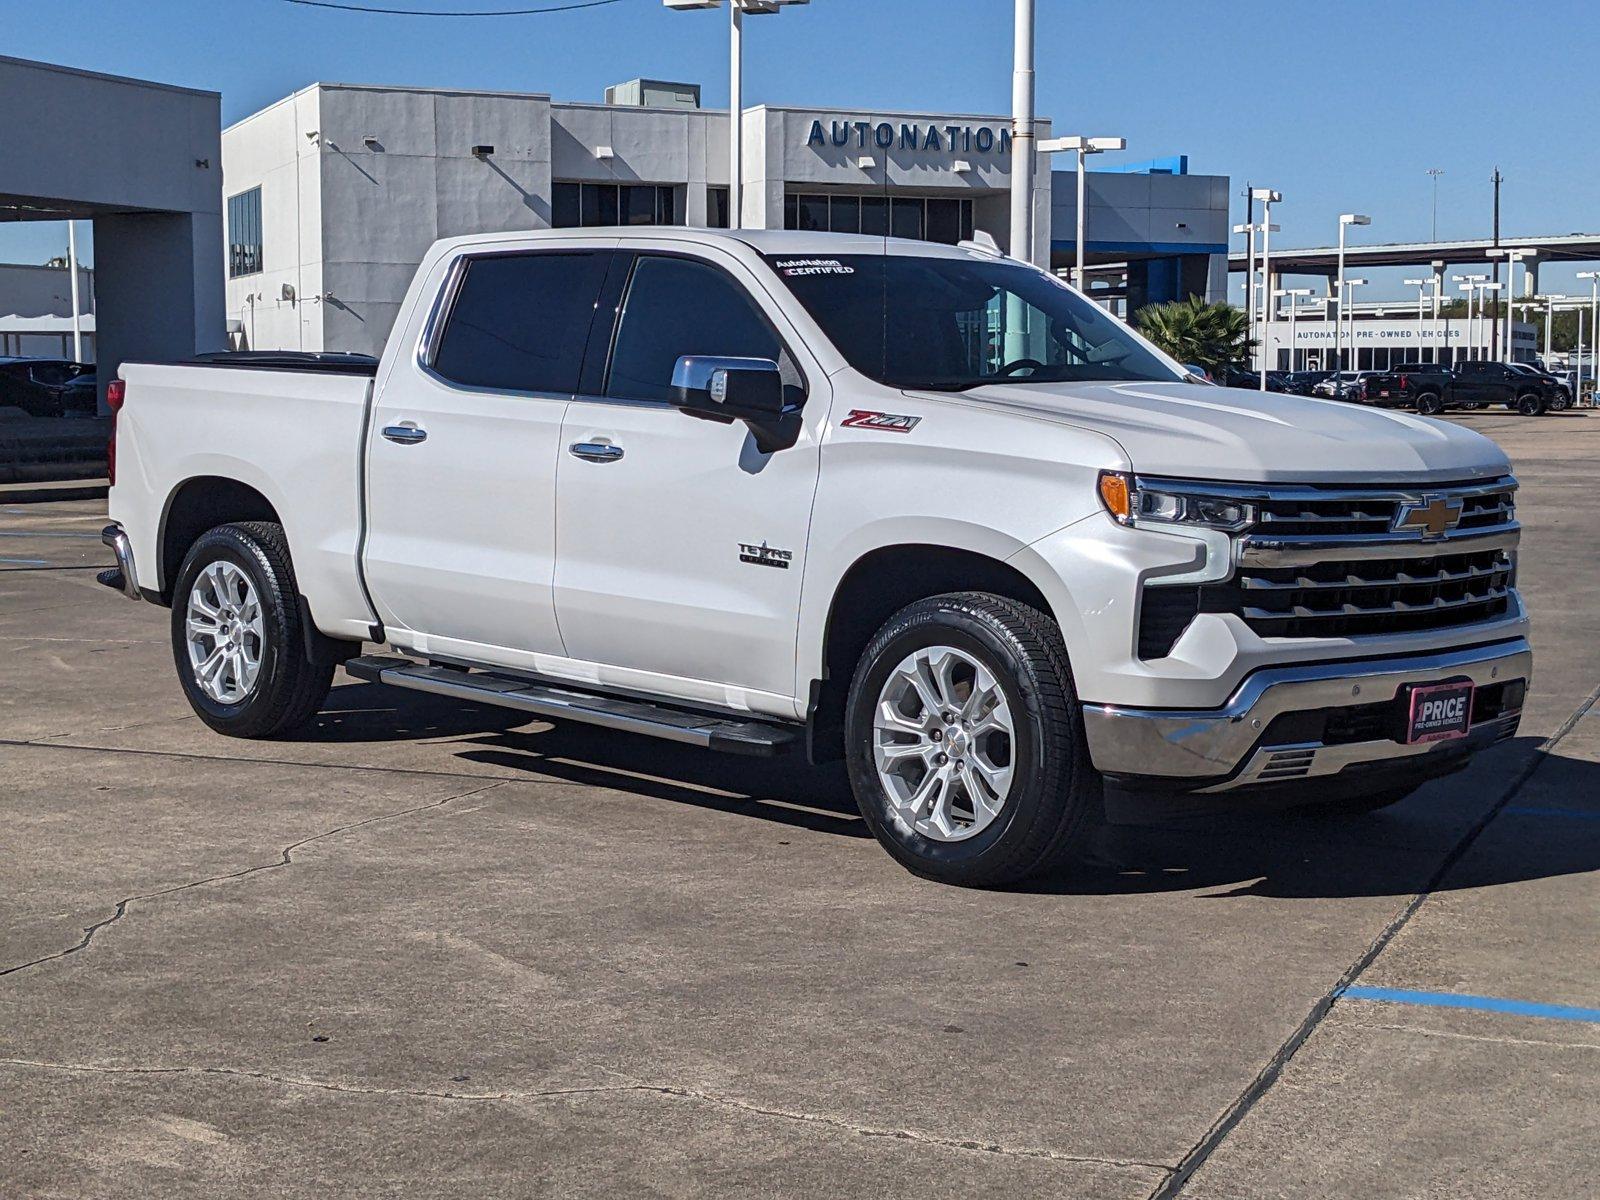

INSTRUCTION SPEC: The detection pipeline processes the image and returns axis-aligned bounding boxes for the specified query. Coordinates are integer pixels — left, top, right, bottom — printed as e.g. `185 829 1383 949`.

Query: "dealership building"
1261 306 1539 372
220 79 1230 356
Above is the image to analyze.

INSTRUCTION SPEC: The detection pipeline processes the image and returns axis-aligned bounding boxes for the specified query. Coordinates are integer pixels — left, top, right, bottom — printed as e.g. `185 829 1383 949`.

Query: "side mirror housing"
670 355 800 453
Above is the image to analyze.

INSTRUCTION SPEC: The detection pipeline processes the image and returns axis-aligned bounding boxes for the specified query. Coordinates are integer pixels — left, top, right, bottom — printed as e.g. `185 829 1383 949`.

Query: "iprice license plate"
1404 681 1475 744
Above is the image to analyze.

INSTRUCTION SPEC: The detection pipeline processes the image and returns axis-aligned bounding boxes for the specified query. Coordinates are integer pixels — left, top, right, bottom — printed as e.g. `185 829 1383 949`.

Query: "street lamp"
1403 278 1435 364
1454 273 1488 359
1487 246 1537 363
1426 167 1444 241
1335 213 1371 371
1532 294 1565 364
1274 287 1312 372
1040 135 1126 286
664 0 809 231
1342 277 1368 371
1578 271 1599 400
1251 189 1281 389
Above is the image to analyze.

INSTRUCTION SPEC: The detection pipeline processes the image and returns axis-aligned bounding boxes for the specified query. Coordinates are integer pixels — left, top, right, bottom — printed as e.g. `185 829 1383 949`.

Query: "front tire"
844 593 1098 887
170 521 333 738
1516 391 1546 416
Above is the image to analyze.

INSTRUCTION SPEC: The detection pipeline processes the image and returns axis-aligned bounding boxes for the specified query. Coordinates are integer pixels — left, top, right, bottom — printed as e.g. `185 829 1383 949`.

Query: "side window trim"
418 246 606 399
597 249 809 406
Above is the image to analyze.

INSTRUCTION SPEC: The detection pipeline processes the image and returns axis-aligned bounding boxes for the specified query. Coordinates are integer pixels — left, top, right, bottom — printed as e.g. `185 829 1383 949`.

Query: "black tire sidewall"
1517 392 1543 415
1416 394 1442 415
845 604 1055 877
170 528 298 733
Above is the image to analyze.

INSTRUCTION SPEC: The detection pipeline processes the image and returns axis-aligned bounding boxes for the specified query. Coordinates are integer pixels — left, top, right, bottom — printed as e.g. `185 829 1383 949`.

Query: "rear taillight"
1397 375 1409 390
106 379 125 486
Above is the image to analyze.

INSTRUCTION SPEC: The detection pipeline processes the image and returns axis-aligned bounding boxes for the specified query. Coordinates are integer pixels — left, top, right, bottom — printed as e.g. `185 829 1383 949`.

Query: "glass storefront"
783 192 975 245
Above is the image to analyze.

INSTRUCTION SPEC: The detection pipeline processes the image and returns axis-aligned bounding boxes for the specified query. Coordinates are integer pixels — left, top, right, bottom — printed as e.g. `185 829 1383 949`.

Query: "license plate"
1404 681 1475 744
1377 389 1391 398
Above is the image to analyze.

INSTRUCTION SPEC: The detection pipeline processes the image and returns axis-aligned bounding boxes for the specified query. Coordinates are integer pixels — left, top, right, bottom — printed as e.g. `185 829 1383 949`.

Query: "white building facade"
221 82 1230 357
1263 311 1539 372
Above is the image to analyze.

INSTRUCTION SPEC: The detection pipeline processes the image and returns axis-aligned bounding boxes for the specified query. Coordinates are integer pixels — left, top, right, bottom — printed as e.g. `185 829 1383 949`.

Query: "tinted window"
606 256 795 404
764 252 1179 390
432 252 607 394
227 187 262 278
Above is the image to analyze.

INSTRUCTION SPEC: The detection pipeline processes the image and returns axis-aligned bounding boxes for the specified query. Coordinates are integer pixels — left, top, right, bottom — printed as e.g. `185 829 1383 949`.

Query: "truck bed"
108 360 379 641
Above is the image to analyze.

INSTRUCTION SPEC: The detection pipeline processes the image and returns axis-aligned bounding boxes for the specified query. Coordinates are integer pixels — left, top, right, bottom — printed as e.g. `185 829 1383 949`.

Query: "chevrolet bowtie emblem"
1393 495 1464 538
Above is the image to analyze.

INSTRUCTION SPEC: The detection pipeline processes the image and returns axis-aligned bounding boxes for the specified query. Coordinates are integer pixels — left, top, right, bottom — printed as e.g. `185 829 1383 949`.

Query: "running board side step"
344 655 801 757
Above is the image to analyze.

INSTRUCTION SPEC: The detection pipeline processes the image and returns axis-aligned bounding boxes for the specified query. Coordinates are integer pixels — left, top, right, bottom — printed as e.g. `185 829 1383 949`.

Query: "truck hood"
921 381 1511 483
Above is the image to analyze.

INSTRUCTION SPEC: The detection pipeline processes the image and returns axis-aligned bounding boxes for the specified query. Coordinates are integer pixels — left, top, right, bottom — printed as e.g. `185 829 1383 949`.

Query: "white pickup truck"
101 228 1531 885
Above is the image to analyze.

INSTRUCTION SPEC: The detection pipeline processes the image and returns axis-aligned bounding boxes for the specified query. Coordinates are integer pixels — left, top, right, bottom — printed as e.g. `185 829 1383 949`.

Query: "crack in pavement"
0 780 508 981
0 1056 1174 1176
1149 680 1600 1200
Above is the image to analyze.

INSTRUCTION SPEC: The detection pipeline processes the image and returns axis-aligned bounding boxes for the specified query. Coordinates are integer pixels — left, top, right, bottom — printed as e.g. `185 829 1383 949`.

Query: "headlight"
1097 471 1255 533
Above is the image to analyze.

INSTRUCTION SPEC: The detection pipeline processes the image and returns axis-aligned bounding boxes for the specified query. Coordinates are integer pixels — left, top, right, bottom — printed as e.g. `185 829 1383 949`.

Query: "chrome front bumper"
1082 639 1531 793
98 523 142 601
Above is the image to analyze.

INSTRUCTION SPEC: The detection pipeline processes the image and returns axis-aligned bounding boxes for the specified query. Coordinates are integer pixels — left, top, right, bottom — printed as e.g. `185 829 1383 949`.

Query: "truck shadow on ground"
309 683 1599 897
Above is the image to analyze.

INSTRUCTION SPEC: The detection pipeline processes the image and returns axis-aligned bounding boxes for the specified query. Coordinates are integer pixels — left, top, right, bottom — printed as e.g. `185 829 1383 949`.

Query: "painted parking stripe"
1342 986 1600 1024
0 557 51 566
1504 805 1600 820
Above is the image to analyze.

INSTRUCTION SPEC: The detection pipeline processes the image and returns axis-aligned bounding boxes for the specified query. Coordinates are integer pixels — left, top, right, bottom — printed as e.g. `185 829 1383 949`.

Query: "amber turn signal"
1098 470 1133 524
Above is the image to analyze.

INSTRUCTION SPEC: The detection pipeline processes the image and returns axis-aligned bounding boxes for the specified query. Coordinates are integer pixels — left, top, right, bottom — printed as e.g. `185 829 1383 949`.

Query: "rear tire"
844 592 1098 887
1415 392 1443 415
170 521 333 738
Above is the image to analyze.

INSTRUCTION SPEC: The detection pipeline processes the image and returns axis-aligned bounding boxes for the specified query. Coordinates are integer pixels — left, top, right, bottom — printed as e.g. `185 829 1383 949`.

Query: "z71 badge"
739 541 793 570
841 410 921 434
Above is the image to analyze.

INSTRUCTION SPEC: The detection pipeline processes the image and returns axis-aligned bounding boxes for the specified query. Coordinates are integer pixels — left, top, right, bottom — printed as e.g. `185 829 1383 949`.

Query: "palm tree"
1134 296 1253 375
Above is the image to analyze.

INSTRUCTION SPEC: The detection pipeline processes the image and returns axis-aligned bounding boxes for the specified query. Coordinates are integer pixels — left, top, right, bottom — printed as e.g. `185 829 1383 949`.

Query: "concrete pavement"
2 411 1597 1198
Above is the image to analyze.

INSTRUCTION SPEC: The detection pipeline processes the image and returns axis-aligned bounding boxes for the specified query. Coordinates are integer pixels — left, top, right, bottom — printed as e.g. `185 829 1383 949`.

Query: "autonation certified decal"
774 258 855 277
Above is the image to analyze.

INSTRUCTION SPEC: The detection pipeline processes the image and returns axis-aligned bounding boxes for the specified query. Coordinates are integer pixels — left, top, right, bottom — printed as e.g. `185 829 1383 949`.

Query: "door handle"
382 424 428 445
569 441 624 463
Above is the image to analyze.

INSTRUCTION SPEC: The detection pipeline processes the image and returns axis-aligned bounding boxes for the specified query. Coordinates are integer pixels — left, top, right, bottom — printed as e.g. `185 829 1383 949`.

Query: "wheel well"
807 544 1055 763
159 477 280 601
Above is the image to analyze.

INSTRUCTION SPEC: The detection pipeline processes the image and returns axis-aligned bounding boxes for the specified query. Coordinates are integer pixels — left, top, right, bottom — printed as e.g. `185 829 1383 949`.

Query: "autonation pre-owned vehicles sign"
806 118 1012 155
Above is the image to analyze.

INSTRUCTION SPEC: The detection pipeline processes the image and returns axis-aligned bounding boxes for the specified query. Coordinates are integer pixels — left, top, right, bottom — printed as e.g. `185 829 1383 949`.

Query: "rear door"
363 243 613 663
552 245 824 710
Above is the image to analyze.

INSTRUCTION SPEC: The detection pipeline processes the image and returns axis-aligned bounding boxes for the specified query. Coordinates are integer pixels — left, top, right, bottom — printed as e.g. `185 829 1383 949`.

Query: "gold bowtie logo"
1394 496 1464 538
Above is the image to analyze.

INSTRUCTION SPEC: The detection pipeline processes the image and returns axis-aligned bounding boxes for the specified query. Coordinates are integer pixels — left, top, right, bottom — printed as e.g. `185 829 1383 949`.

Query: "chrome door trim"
568 441 624 462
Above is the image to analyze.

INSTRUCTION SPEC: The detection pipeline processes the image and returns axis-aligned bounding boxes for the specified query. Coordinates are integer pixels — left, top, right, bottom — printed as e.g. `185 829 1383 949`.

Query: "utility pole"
1490 167 1503 359
1426 168 1443 241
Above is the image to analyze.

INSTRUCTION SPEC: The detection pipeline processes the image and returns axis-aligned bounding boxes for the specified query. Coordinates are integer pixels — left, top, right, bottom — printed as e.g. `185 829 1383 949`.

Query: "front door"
553 247 824 712
363 244 612 664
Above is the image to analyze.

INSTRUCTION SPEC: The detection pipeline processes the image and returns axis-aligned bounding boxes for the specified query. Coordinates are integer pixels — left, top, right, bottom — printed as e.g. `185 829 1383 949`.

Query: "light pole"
66 220 83 363
1010 0 1037 264
1335 213 1371 371
1533 294 1564 365
1342 277 1368 372
1487 246 1537 363
1274 287 1312 371
1253 189 1281 389
1403 277 1434 363
1578 271 1599 399
1454 274 1487 358
664 0 809 231
1041 136 1126 285
1233 222 1258 337
1426 167 1444 240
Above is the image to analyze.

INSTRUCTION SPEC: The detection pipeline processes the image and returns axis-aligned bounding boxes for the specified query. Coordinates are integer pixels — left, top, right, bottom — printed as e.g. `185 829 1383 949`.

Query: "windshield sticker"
774 258 855 277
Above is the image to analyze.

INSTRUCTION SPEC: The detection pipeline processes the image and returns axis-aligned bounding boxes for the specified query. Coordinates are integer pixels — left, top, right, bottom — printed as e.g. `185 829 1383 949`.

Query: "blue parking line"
1342 986 1600 1024
0 556 50 566
1504 805 1600 820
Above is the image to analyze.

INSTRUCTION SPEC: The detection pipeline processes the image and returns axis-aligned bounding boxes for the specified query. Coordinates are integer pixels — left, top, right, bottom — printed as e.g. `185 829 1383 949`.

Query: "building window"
551 182 677 229
227 187 263 278
708 187 730 229
783 193 974 245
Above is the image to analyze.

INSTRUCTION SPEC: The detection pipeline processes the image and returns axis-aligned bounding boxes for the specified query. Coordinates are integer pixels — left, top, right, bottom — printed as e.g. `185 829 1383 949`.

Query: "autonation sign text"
807 119 1012 156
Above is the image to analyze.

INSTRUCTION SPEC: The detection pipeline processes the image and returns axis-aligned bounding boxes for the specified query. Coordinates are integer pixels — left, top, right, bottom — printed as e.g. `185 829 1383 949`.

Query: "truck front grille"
1134 476 1519 656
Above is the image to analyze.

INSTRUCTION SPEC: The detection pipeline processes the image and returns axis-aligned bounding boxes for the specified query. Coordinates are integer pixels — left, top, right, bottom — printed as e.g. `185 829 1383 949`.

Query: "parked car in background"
1508 362 1571 410
1282 369 1333 396
1213 365 1293 392
1311 370 1382 402
0 358 97 418
1362 362 1547 416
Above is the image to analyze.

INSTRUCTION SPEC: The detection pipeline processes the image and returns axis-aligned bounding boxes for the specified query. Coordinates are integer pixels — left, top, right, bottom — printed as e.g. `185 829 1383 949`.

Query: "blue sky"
4 0 1597 299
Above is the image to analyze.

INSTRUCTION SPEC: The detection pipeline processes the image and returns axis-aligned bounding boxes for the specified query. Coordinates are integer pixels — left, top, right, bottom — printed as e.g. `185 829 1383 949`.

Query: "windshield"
763 252 1181 390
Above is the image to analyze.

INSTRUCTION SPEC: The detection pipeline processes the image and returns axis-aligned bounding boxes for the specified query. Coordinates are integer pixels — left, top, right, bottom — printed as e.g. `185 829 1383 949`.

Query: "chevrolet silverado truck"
1364 361 1548 416
99 229 1531 886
